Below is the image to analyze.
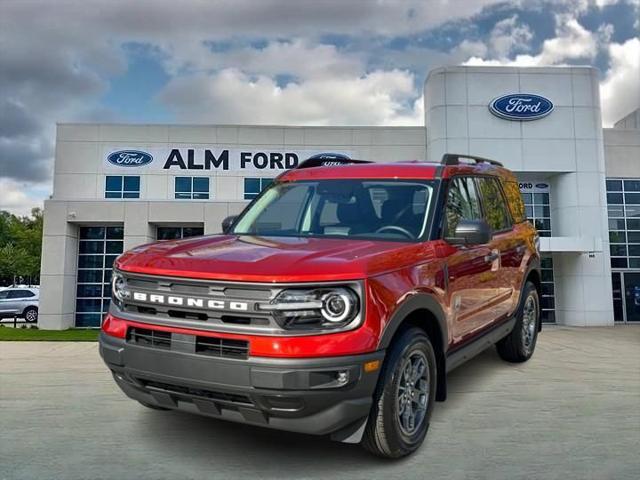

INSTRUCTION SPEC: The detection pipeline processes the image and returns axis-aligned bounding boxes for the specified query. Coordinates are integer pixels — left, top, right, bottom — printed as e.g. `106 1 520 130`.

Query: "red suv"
100 154 541 458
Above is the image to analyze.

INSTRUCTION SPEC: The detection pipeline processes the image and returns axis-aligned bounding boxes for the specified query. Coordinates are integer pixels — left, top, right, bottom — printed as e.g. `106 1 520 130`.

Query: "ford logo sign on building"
107 150 154 167
489 94 554 121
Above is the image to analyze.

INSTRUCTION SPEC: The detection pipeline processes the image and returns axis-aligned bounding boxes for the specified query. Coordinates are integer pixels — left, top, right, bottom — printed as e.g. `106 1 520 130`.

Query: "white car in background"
0 287 39 323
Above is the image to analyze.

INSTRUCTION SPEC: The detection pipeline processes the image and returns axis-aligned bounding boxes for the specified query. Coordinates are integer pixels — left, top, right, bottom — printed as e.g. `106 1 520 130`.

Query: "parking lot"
1 326 639 480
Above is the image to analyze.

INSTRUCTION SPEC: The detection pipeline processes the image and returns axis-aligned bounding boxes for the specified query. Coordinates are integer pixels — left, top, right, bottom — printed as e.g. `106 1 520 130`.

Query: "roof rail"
297 153 373 169
441 153 503 167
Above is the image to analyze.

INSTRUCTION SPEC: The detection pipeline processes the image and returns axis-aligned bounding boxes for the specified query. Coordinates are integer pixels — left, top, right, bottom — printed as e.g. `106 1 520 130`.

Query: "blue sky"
0 0 638 214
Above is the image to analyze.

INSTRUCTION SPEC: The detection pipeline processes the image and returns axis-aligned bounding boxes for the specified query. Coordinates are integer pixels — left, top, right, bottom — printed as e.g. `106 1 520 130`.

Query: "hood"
115 234 434 283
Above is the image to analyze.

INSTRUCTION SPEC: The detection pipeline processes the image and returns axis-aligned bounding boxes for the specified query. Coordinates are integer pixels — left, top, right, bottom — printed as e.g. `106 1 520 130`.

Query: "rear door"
0 289 19 315
442 176 494 343
476 176 517 324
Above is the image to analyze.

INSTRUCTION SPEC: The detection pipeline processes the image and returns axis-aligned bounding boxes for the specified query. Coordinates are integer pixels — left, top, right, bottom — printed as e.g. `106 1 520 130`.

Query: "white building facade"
39 65 640 329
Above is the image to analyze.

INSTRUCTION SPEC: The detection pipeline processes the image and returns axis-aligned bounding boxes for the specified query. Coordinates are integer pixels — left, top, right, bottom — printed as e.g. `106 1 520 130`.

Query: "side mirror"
446 219 491 246
221 215 237 234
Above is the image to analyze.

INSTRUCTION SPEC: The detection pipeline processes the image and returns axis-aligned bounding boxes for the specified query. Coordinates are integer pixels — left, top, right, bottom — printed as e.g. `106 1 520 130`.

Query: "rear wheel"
496 281 539 363
362 327 437 458
23 306 38 323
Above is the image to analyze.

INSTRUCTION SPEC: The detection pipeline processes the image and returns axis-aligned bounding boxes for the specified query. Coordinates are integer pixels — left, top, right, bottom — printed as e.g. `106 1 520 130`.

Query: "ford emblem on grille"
489 94 554 121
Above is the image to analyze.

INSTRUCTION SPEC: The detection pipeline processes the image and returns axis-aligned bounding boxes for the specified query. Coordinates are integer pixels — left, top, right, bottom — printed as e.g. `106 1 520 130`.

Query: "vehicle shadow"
142 347 505 475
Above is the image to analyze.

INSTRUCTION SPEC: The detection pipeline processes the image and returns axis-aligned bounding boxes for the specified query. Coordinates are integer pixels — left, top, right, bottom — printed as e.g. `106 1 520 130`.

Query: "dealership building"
39 65 640 329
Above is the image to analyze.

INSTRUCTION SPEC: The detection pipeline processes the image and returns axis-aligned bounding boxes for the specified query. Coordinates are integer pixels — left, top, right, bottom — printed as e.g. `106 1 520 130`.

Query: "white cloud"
600 37 640 126
489 15 534 58
159 68 422 126
0 179 48 217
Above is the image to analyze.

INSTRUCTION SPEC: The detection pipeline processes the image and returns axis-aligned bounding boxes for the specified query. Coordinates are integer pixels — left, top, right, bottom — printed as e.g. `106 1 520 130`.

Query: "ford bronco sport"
100 153 541 458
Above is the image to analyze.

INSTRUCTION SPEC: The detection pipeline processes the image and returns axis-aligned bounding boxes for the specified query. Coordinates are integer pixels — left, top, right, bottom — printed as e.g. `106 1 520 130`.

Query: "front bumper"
99 332 384 441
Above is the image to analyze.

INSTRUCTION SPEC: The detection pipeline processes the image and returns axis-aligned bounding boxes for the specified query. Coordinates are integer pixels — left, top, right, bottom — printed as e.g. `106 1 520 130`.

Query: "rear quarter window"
501 180 527 224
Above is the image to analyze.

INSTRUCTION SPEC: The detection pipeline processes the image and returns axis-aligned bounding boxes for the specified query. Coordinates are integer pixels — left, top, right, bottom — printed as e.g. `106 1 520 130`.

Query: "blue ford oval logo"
489 94 554 121
535 183 549 189
107 150 153 167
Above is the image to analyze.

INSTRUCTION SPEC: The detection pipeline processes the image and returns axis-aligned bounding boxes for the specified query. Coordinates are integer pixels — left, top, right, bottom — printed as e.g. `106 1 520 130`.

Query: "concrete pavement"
1 326 639 480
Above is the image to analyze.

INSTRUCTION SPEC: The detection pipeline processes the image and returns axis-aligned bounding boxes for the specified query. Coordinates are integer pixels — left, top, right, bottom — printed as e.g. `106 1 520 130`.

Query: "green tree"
0 208 43 284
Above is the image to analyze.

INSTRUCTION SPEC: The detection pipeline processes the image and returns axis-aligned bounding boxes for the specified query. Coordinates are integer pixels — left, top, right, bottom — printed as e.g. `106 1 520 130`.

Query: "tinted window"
477 177 512 231
8 290 35 299
444 177 482 238
0 290 8 299
502 181 526 223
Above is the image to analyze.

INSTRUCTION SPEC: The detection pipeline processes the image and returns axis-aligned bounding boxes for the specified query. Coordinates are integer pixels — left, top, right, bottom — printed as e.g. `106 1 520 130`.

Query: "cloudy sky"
1 0 638 216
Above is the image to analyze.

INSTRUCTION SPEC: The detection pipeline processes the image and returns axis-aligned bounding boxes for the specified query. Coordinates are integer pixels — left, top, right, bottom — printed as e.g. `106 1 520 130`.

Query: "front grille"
196 336 249 359
126 326 249 359
127 327 171 349
140 379 254 407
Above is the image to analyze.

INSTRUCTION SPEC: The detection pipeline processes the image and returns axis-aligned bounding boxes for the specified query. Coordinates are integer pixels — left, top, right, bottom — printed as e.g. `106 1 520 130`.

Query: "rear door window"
476 177 513 232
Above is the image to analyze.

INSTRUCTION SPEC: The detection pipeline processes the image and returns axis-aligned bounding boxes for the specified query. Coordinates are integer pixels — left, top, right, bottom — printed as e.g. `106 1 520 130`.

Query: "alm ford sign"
107 150 154 167
489 94 554 121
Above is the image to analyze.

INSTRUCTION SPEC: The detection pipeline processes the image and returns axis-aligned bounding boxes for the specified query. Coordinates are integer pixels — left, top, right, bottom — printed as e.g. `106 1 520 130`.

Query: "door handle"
484 252 499 263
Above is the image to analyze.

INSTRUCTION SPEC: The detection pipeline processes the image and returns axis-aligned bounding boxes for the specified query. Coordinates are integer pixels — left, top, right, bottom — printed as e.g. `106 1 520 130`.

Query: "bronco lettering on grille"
131 292 248 311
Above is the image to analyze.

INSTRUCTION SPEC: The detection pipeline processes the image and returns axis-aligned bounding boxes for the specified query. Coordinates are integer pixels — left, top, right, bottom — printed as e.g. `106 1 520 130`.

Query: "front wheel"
496 281 540 363
362 327 437 458
23 306 38 323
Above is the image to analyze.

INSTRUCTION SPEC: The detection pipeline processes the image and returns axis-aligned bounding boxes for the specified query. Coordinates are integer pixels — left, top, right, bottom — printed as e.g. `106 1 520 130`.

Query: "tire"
362 327 437 459
23 306 38 323
496 281 540 363
138 401 171 411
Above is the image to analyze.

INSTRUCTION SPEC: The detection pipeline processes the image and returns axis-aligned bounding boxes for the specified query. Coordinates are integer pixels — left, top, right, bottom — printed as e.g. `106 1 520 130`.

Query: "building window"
175 177 210 199
75 226 124 327
157 226 204 240
105 176 140 199
520 183 555 323
244 178 273 200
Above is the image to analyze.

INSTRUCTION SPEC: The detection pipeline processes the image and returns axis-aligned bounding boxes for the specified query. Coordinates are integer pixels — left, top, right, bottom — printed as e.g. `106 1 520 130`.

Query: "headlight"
259 287 360 331
111 271 131 307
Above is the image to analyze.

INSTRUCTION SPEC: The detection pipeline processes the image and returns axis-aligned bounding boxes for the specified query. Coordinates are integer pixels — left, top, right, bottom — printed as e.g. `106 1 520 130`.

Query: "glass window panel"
626 206 640 218
628 245 640 256
76 299 102 312
533 193 549 205
609 219 626 230
607 193 624 204
106 226 124 239
535 219 551 231
629 258 640 269
261 178 273 190
78 255 103 268
105 176 122 191
77 269 103 283
540 297 555 309
105 255 119 268
193 177 209 192
175 192 191 200
610 245 627 256
123 176 140 192
122 192 139 199
611 257 628 268
75 313 102 327
608 206 625 217
103 270 112 284
541 257 553 269
106 241 123 254
520 193 532 204
613 300 624 321
102 300 110 314
541 310 555 323
157 227 182 240
77 284 103 298
175 177 191 193
80 227 105 240
105 191 122 199
244 178 260 194
541 283 555 296
628 232 640 243
103 283 112 298
182 227 204 238
79 241 104 254
541 270 554 282
623 180 640 192
534 205 550 217
628 219 640 230
624 193 640 205
606 179 623 191
539 230 551 237
193 192 209 200
244 192 258 200
525 205 533 218
609 231 626 243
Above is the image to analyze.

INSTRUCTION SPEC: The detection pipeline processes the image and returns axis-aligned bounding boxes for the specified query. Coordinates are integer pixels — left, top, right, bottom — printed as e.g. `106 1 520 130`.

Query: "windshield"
232 179 435 241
